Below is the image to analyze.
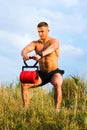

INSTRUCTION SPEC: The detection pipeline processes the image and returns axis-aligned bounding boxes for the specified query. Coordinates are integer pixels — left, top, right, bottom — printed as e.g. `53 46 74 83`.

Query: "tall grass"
0 75 87 130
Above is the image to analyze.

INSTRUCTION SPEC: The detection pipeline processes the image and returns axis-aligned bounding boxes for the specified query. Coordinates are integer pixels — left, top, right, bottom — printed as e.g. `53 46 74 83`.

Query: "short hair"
37 22 48 27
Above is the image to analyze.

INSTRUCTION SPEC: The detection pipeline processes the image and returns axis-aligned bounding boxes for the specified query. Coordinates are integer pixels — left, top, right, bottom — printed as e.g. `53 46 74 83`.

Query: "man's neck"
40 37 50 44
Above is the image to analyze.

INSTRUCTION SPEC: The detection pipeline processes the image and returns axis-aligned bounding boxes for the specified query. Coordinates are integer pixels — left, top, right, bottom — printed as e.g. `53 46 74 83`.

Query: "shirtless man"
21 22 64 112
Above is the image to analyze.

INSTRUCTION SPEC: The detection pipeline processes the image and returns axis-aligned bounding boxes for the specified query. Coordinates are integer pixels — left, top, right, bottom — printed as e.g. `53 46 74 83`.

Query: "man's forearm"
42 41 59 56
42 47 54 57
21 48 29 60
42 40 59 57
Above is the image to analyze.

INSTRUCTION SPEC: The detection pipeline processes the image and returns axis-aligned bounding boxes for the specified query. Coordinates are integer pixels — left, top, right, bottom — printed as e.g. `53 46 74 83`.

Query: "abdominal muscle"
39 52 59 72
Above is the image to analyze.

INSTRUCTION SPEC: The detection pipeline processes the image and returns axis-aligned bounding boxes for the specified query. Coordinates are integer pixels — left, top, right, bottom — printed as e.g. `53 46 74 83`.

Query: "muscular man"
21 22 64 112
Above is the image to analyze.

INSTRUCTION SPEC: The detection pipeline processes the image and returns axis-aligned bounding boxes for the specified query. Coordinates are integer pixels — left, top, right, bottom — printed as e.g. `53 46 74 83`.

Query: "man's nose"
39 32 43 35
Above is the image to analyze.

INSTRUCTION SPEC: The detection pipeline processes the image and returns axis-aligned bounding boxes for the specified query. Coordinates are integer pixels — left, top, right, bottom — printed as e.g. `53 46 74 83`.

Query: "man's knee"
52 80 63 88
21 78 42 89
21 83 31 90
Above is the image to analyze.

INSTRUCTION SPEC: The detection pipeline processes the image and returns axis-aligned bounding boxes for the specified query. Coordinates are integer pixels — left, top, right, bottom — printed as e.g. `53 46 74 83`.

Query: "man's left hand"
32 54 41 61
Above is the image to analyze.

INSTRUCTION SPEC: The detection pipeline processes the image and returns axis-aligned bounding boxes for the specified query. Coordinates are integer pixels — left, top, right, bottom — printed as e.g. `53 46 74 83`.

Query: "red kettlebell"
20 61 38 84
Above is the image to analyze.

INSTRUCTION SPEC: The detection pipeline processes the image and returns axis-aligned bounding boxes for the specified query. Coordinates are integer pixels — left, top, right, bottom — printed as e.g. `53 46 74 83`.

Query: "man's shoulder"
31 39 41 44
50 37 59 43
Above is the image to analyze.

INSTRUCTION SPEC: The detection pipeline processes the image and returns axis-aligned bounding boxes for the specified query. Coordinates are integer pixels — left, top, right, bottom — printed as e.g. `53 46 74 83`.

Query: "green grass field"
0 76 87 130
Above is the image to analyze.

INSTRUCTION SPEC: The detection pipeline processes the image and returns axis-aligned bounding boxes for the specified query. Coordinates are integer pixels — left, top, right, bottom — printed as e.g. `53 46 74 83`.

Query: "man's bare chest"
35 42 51 53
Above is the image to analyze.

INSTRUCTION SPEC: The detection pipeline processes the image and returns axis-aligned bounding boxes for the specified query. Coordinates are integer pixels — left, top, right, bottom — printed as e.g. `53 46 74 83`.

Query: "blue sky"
0 0 87 84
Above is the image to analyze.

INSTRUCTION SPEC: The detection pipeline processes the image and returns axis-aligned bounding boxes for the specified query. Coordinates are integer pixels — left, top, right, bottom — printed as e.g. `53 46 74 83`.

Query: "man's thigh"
51 73 63 86
21 76 42 89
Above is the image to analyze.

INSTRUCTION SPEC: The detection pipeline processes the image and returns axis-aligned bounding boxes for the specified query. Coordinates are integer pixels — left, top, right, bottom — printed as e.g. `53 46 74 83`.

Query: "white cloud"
0 56 16 82
61 44 84 57
0 0 87 35
0 0 87 82
49 11 86 34
0 30 32 49
0 56 10 66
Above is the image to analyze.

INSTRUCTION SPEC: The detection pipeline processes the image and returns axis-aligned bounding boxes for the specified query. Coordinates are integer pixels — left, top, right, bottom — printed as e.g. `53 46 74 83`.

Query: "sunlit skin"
21 24 63 110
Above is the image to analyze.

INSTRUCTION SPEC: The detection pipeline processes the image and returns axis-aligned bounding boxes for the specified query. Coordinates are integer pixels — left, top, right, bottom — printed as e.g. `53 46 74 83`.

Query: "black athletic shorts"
37 68 64 86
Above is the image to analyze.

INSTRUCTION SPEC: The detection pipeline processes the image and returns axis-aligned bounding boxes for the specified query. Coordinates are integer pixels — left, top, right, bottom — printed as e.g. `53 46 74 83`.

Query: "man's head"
37 22 48 28
37 22 49 40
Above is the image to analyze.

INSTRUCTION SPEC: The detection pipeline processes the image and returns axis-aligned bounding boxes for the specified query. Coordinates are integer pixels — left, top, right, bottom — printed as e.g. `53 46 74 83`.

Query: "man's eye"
38 31 44 33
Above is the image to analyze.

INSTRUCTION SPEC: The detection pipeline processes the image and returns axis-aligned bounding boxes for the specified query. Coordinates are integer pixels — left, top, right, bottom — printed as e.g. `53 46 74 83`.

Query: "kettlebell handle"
24 61 28 66
24 60 38 67
22 60 38 71
23 56 38 67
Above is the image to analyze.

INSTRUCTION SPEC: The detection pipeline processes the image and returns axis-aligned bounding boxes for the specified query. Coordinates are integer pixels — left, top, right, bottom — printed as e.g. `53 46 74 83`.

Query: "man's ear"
48 29 50 32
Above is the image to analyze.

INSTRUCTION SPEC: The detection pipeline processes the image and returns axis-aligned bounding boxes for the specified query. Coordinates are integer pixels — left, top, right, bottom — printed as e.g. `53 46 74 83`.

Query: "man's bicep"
25 42 36 52
52 39 60 49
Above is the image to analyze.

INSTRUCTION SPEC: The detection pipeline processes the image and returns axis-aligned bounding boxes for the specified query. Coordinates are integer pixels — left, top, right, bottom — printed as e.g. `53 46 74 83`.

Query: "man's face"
37 26 49 40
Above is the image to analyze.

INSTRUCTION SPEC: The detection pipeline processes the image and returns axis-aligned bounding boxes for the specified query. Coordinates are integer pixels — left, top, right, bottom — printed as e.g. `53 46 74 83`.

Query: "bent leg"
21 85 30 108
21 77 42 108
51 73 63 110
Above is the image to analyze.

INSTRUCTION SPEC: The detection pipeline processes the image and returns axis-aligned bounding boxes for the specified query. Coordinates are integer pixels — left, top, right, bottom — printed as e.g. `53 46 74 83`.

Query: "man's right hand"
22 54 29 61
22 54 41 61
